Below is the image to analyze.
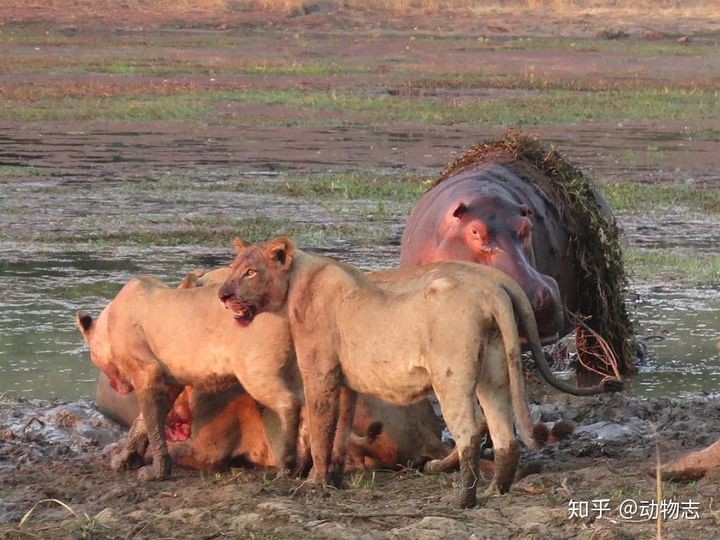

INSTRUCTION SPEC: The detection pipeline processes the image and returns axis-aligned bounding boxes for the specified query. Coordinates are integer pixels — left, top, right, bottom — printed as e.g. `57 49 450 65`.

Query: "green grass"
500 37 717 56
244 171 431 200
4 86 718 125
212 87 720 126
60 281 123 300
1 52 364 77
7 214 384 247
0 165 43 178
94 59 361 77
1 95 208 122
689 127 720 141
625 249 720 284
602 181 720 214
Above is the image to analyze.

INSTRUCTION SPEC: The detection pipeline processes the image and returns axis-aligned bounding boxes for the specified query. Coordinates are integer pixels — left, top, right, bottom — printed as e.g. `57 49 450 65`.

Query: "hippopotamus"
401 142 632 376
402 164 566 341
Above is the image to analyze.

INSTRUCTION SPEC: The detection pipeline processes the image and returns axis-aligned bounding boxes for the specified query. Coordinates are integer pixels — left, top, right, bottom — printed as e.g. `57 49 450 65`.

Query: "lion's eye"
245 269 257 278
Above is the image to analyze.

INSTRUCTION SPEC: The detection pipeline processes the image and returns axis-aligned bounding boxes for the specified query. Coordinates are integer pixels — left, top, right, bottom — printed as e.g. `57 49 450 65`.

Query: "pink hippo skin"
401 164 622 395
402 165 567 338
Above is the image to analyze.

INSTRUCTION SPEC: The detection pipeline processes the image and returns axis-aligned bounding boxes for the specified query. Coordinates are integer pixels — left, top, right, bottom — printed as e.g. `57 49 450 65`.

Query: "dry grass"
2 0 718 15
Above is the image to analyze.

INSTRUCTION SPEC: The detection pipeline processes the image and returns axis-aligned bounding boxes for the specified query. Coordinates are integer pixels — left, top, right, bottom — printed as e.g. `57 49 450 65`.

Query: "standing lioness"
218 236 551 508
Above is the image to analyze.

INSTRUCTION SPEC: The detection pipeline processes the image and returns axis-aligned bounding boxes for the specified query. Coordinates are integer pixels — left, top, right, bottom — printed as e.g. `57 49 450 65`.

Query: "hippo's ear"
519 204 533 217
266 236 295 268
232 237 248 254
452 202 467 219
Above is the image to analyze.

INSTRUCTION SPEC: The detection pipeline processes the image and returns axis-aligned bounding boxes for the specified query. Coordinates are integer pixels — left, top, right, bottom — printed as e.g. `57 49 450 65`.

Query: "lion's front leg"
110 413 149 472
330 387 357 485
235 371 301 474
131 368 176 482
302 363 343 487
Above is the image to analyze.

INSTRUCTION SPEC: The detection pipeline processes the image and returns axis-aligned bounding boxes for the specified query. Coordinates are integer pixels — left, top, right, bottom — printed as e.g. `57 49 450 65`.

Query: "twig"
654 423 663 540
321 511 460 520
22 417 45 433
1 528 40 538
289 478 315 497
19 498 84 528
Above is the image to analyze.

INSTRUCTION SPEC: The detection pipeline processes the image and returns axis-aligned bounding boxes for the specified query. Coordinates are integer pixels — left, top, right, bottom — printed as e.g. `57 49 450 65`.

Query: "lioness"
95 370 450 473
658 437 720 481
78 267 450 479
218 236 555 507
76 274 301 481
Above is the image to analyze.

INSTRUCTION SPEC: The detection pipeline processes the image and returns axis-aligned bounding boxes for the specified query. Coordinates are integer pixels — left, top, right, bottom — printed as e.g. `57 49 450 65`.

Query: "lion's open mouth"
231 304 256 327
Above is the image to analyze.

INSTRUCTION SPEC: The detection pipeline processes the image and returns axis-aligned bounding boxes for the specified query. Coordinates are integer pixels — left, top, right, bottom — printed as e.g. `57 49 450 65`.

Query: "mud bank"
2 392 720 539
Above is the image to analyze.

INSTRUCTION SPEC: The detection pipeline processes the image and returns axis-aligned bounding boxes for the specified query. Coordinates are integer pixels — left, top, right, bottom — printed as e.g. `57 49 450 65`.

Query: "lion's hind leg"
475 338 518 498
431 356 481 508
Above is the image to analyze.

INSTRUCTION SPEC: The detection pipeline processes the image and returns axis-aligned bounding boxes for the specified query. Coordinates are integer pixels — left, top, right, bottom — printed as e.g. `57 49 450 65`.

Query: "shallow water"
1 166 718 400
628 284 720 397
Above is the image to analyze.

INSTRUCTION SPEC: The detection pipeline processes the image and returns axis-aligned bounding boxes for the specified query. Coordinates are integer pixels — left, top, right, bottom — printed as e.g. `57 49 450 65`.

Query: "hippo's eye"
471 228 479 237
245 269 257 278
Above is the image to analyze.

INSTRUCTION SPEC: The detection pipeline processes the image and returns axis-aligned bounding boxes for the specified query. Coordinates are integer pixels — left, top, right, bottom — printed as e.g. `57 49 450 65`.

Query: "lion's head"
218 236 295 326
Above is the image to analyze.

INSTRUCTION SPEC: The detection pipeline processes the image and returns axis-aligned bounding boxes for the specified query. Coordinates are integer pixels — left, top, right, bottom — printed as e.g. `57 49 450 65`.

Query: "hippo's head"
439 196 563 340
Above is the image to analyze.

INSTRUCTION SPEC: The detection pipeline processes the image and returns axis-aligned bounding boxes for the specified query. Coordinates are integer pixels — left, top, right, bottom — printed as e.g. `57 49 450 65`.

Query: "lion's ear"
75 311 95 340
266 236 295 267
232 237 248 254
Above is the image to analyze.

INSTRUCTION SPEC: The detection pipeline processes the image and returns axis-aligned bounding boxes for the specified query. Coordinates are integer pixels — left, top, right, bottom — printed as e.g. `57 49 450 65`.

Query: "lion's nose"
217 283 234 303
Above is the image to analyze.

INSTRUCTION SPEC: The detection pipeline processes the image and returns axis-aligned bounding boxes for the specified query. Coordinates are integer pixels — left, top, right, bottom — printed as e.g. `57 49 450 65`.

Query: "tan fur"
165 385 446 472
220 237 547 508
659 438 720 481
76 273 301 481
79 265 451 478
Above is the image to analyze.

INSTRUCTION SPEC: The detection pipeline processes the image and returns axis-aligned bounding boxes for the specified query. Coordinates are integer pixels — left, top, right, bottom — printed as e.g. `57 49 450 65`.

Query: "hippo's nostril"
532 288 550 311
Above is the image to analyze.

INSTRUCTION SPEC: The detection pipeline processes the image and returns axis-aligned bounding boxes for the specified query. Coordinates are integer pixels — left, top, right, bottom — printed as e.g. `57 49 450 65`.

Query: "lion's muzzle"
219 296 256 328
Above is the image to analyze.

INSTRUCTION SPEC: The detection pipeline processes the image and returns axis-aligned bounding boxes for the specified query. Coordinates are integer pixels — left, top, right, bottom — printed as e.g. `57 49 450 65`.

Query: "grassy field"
1 4 719 286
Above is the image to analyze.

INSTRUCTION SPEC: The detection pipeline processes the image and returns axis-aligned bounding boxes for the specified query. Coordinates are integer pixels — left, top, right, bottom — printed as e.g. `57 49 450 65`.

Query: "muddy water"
1 165 719 399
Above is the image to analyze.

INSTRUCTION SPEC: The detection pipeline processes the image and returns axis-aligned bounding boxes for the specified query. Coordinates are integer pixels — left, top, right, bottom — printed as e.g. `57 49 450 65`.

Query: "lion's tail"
490 291 541 450
500 274 615 396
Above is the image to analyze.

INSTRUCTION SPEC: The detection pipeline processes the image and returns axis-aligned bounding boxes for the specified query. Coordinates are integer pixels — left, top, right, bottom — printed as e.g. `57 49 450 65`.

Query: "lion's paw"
110 450 143 472
137 463 170 482
423 459 444 474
